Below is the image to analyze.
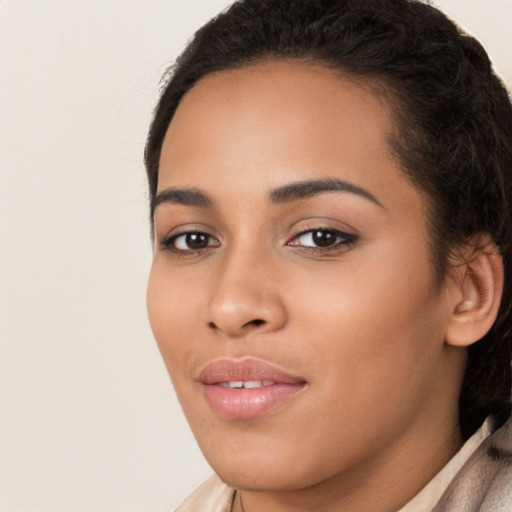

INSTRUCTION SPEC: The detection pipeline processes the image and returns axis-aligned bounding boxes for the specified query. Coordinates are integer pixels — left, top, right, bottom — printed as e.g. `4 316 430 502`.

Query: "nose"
205 248 287 338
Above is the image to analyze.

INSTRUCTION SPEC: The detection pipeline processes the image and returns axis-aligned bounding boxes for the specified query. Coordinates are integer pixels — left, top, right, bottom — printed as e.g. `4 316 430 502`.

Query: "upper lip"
198 357 306 385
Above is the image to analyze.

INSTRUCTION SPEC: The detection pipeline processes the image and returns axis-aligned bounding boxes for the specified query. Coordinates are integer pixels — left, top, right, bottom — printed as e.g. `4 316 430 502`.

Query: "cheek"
304 235 440 333
289 240 446 402
146 261 203 379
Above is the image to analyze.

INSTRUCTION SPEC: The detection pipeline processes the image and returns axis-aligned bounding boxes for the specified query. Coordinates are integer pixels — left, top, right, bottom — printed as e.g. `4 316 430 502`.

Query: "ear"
445 236 504 347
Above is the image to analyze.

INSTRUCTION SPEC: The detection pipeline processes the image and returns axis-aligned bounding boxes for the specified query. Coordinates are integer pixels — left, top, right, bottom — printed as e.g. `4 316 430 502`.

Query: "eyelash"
160 227 358 255
287 228 358 253
160 231 220 256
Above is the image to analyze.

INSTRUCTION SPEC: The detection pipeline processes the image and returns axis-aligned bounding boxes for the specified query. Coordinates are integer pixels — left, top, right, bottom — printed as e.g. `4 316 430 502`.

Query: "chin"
202 441 329 493
215 466 306 493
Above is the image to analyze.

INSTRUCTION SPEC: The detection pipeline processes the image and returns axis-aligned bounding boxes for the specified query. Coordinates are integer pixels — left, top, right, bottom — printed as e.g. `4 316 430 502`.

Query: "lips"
198 358 306 419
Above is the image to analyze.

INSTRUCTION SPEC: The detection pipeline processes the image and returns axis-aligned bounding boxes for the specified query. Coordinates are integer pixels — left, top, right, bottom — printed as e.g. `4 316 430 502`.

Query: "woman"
145 0 512 510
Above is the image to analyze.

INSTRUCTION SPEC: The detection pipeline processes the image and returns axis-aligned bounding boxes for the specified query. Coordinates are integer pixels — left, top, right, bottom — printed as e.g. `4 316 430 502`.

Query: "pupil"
312 230 336 247
186 233 208 249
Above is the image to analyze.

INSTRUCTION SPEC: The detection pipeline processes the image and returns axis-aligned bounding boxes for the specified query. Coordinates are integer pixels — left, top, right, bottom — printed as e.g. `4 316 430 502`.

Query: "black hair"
145 0 512 439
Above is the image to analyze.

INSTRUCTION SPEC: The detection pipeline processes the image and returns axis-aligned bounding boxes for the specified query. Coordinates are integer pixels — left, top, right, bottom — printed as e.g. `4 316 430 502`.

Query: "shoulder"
434 417 512 511
174 474 235 512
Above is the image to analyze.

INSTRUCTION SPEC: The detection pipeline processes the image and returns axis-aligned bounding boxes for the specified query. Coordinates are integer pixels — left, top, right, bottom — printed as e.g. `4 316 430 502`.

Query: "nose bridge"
206 239 286 337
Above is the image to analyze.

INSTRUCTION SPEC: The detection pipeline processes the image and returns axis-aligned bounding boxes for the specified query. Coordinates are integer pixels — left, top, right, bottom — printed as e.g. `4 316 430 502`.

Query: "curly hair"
145 0 512 439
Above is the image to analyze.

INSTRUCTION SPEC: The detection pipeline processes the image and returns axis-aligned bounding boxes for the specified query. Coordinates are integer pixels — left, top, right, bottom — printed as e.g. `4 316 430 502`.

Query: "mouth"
198 358 307 419
218 380 275 389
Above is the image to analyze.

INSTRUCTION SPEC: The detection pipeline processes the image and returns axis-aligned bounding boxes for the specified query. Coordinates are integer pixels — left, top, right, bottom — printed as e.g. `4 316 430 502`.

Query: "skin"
147 61 469 512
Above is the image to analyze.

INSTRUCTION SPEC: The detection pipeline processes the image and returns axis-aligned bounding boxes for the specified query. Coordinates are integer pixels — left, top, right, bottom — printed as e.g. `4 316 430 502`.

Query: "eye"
162 231 220 252
289 228 357 250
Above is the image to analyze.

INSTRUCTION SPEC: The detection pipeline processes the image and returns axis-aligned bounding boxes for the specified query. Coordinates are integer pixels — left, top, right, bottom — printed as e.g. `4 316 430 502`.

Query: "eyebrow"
151 187 214 217
269 178 383 207
151 177 382 219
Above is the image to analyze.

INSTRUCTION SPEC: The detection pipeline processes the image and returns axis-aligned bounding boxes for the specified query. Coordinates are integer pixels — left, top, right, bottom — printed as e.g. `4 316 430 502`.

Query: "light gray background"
1 1 511 511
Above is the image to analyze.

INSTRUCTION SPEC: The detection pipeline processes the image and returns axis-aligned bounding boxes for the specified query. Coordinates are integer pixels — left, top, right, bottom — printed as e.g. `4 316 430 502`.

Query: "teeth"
243 380 263 389
219 381 244 388
218 380 274 389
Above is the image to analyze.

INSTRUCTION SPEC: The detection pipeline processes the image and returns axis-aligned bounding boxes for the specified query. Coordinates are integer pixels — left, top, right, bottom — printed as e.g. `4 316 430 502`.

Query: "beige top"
175 419 492 512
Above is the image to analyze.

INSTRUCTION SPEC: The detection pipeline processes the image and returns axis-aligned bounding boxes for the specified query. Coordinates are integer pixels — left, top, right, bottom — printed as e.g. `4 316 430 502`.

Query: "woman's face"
147 62 464 493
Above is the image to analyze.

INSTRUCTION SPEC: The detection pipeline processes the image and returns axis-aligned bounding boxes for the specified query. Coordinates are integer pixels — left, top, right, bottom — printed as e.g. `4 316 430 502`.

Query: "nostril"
207 318 267 333
246 319 265 327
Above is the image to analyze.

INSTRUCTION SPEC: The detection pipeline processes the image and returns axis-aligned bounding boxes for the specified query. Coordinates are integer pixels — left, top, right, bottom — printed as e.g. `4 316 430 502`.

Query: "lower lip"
203 383 305 419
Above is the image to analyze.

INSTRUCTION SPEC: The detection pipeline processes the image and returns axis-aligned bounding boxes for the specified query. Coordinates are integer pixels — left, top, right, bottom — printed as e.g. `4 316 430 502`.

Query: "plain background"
1 1 511 511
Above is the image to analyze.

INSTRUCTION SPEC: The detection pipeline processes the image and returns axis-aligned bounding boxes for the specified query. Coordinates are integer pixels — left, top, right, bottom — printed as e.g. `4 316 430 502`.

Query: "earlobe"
445 237 504 348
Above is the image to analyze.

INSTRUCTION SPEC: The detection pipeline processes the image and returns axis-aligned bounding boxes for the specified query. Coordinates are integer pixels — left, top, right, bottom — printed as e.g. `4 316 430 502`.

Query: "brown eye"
311 230 338 247
184 233 209 249
168 231 219 252
288 228 358 250
291 229 357 249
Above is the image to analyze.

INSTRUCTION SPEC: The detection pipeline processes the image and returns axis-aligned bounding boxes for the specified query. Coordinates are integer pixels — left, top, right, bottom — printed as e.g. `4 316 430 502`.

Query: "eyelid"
288 218 357 238
156 221 217 240
288 228 357 245
286 219 359 252
157 223 221 251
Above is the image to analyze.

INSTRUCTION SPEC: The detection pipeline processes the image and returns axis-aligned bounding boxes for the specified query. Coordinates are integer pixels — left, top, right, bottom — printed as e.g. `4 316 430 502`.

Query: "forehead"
161 62 393 177
158 61 419 216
